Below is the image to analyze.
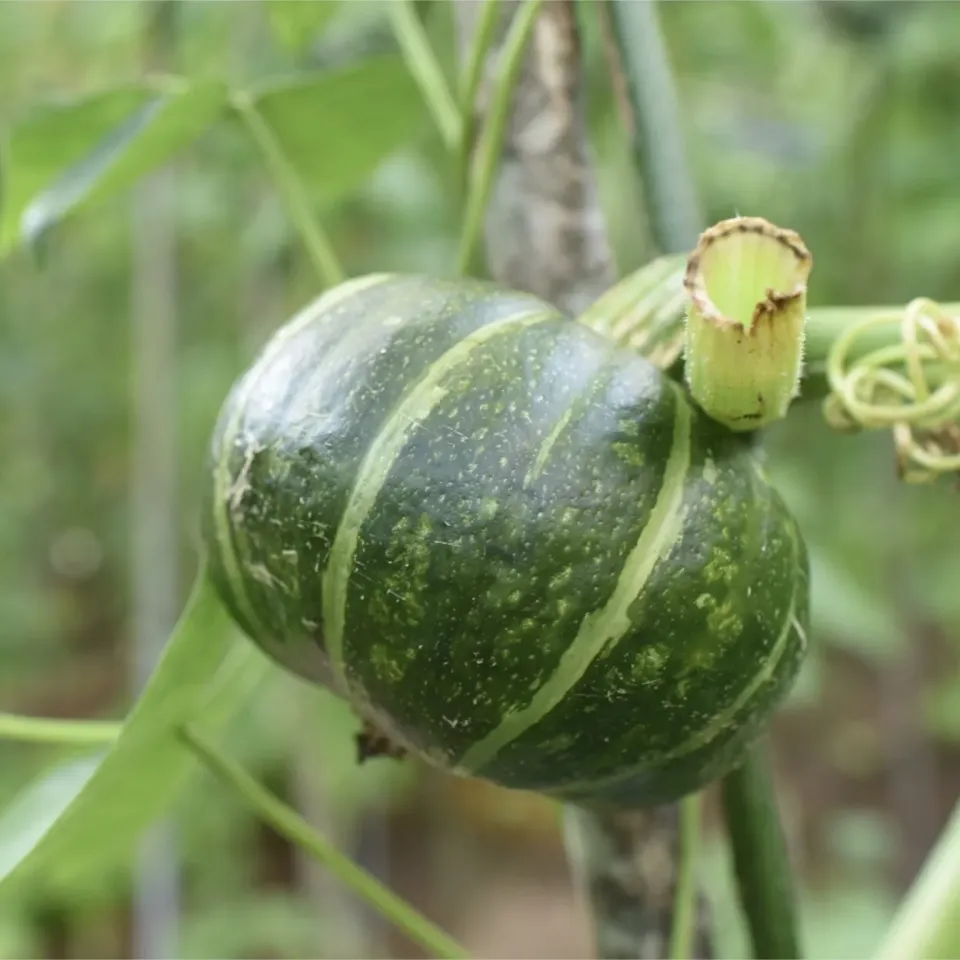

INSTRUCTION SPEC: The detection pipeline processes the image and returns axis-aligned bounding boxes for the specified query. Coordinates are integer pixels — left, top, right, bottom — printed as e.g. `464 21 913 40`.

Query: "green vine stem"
458 0 501 105
0 713 121 746
178 725 469 960
388 0 462 151
578 254 960 417
601 0 701 254
456 0 502 191
805 301 959 377
873 793 960 960
230 92 345 290
456 0 546 277
720 744 802 960
668 793 701 960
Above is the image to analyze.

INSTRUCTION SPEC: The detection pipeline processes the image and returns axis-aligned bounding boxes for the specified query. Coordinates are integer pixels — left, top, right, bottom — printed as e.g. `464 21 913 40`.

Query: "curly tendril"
824 298 960 484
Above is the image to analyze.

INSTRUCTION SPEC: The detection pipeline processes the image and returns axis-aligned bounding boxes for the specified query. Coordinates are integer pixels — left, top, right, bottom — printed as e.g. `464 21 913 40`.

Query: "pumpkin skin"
203 273 809 807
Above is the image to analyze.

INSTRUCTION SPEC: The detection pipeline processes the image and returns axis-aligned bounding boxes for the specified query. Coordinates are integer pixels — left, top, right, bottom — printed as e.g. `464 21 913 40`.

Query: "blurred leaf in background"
245 55 427 205
266 0 342 55
18 79 228 255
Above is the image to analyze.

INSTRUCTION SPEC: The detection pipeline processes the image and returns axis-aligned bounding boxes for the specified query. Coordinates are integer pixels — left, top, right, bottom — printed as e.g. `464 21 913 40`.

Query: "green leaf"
1 86 148 253
0 568 269 895
0 754 104 883
2 78 228 255
249 55 426 203
266 0 341 54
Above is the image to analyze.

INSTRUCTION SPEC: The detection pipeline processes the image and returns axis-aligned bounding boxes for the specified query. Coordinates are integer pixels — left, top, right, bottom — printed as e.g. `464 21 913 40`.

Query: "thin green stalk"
458 0 501 106
178 725 469 960
805 302 960 378
873 795 960 960
457 0 545 277
604 0 701 254
720 745 801 960
388 0 462 150
0 713 121 746
668 792 701 960
457 0 501 188
579 253 959 392
230 92 345 290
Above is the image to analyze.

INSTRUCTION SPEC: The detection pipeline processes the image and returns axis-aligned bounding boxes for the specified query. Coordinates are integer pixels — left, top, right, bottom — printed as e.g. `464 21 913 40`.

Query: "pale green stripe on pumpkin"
550 524 803 797
457 391 693 774
213 273 393 639
522 365 613 488
658 549 799 763
322 308 558 692
523 404 577 488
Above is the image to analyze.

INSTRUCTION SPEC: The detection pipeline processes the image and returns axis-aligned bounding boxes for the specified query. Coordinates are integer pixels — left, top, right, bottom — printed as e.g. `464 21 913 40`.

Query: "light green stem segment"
806 302 960 370
0 714 121 746
668 792 701 960
179 725 469 960
457 0 502 191
230 92 345 290
582 253 960 388
604 0 701 254
388 0 462 150
459 0 501 105
684 217 811 431
720 744 801 960
457 0 546 277
873 796 960 960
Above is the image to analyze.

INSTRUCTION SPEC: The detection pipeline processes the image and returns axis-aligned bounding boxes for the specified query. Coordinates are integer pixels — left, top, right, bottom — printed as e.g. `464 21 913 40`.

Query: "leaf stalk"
456 0 546 277
668 792 701 960
178 725 469 960
388 0 462 151
0 714 121 746
720 745 802 960
230 92 345 290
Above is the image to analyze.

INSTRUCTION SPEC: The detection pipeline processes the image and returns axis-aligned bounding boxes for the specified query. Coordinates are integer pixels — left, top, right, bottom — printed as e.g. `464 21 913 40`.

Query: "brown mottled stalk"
453 2 712 956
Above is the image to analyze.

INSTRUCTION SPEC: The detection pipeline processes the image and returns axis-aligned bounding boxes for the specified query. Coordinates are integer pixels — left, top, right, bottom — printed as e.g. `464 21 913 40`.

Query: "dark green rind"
344 324 675 761
553 534 809 808
204 274 810 808
204 275 550 685
476 422 808 802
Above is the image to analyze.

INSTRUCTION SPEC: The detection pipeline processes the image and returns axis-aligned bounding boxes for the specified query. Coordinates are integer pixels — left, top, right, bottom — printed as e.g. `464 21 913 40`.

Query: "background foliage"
1 1 959 957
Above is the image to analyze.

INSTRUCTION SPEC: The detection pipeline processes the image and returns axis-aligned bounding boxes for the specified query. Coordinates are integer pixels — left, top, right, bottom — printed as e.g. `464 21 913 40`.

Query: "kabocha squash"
203 274 809 807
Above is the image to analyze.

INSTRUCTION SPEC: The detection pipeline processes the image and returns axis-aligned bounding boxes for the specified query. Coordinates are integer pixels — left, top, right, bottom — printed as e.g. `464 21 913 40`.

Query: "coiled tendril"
824 298 960 484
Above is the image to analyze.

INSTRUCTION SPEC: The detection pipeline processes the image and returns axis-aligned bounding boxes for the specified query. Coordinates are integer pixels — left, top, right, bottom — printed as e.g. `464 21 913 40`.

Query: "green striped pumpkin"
203 274 809 807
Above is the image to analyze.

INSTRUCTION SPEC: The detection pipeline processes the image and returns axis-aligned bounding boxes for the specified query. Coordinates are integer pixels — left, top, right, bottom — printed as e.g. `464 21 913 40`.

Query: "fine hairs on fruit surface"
203 273 809 808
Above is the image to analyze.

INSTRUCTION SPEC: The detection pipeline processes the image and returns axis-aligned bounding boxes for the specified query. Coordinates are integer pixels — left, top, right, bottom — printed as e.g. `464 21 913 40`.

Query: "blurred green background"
1 1 959 957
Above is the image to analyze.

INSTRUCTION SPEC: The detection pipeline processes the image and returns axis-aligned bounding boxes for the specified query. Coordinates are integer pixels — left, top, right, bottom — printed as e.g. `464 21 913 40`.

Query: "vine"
824 297 960 483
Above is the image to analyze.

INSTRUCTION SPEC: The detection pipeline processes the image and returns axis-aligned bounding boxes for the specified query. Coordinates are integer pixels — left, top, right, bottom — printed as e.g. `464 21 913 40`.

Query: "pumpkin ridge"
321 307 558 690
548 522 804 799
212 274 395 637
457 387 691 774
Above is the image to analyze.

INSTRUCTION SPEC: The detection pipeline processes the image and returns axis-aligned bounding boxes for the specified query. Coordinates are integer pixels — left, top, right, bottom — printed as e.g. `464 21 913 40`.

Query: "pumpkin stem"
683 216 812 431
